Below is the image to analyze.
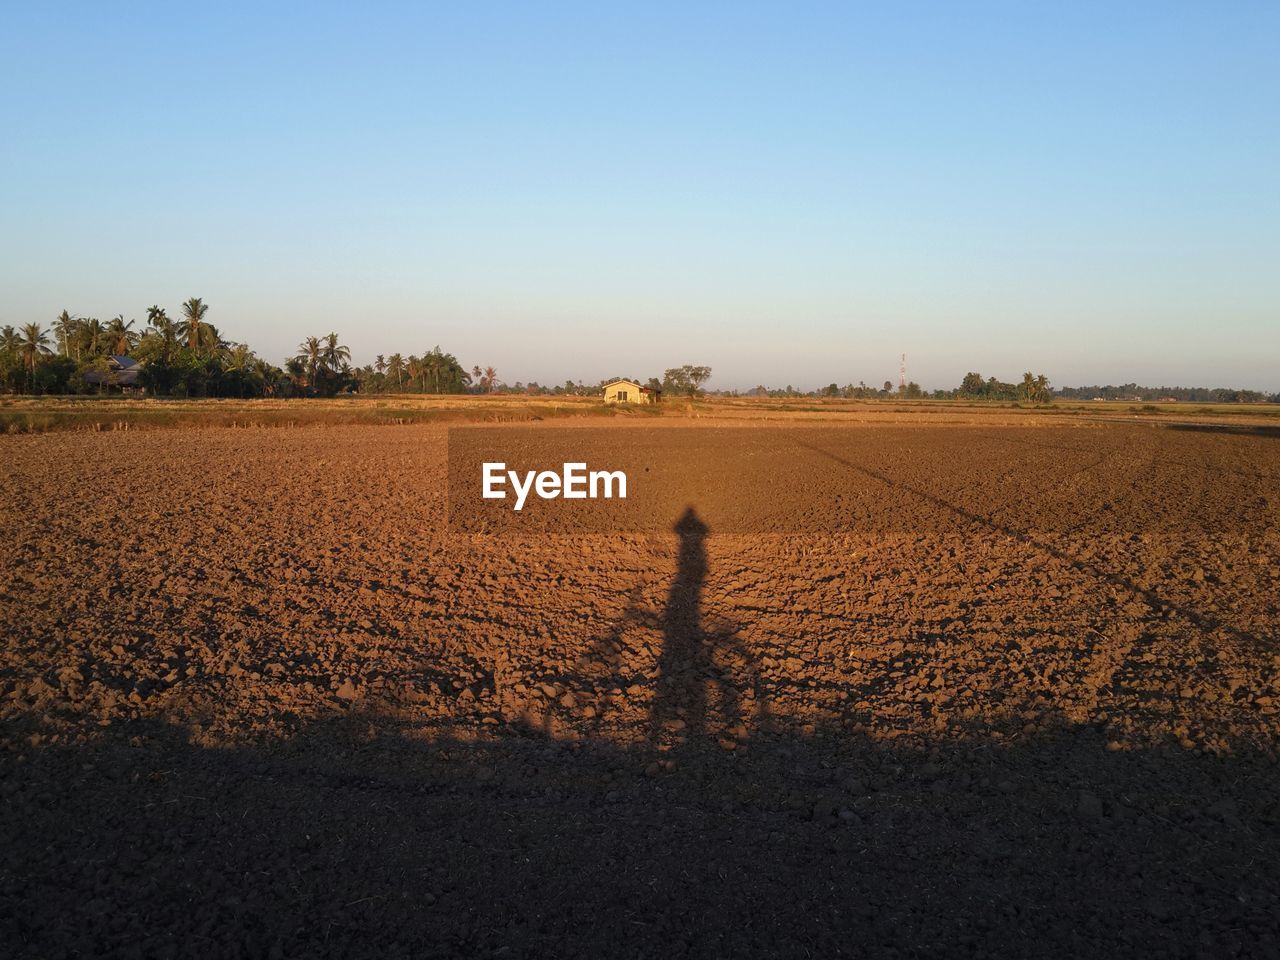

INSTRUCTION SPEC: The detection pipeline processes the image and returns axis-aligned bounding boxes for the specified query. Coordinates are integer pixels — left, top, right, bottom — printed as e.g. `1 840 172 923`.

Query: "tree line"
4 311 1275 403
0 302 480 398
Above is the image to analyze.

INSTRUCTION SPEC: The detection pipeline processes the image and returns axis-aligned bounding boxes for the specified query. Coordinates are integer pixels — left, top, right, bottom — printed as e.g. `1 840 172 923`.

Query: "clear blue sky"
2 1 1277 390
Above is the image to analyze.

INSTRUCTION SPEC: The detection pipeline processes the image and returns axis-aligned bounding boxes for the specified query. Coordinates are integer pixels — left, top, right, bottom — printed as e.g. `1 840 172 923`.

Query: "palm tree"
52 310 76 358
0 326 18 379
1034 374 1051 404
386 353 404 389
145 306 178 362
484 366 497 393
321 332 350 372
225 343 253 372
179 297 209 354
78 317 105 358
1021 372 1037 402
19 322 51 392
294 337 322 387
196 322 227 359
375 354 386 376
105 314 137 355
285 356 306 389
406 356 423 392
254 358 278 397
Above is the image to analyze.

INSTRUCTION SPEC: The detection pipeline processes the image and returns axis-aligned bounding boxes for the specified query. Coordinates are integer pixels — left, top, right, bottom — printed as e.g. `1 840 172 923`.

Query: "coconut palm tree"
1034 374 1051 404
483 366 497 393
145 306 179 362
105 315 137 355
285 356 306 389
294 337 322 387
179 297 209 354
386 353 404 389
1020 372 1037 402
52 310 77 358
321 332 350 373
0 325 18 357
225 343 253 372
78 317 105 358
196 322 227 359
19 322 51 392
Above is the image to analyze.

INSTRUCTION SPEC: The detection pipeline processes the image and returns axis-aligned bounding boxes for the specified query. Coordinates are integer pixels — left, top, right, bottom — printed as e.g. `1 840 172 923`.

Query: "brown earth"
2 419 1278 958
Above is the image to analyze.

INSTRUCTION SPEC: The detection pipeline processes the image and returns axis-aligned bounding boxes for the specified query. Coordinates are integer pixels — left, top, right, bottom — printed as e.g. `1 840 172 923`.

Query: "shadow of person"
649 507 760 747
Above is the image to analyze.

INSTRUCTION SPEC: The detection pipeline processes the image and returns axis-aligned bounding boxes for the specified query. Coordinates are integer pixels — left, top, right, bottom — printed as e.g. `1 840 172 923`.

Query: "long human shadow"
648 507 761 746
561 507 763 747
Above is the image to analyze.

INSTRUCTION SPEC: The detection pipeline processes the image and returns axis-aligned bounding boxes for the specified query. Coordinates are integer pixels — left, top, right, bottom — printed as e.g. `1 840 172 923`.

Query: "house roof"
109 355 140 369
602 378 642 388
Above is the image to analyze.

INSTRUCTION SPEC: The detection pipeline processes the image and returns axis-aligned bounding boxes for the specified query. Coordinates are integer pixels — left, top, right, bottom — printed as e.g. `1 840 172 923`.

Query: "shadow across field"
3 710 1279 958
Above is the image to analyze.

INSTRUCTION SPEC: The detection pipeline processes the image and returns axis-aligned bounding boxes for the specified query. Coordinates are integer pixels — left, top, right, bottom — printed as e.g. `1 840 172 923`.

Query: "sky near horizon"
2 2 1277 391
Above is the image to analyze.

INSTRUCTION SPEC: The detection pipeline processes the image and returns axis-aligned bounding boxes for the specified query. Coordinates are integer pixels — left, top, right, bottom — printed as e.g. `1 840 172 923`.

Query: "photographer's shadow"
647 507 762 747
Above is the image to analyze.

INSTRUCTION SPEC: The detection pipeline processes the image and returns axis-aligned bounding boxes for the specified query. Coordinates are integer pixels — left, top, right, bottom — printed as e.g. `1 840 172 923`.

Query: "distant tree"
663 364 712 398
78 317 105 358
386 353 404 389
179 298 209 355
142 306 179 363
84 354 114 394
1034 374 1051 403
19 323 51 392
322 332 350 372
0 325 20 392
52 310 76 358
105 315 137 355
959 372 985 397
294 336 323 388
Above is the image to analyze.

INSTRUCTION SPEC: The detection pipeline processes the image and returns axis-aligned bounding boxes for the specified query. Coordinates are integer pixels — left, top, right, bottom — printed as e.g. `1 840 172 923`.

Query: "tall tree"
179 297 209 354
1034 374 1051 403
145 306 178 362
321 332 350 372
78 317 105 358
294 337 322 387
386 353 404 389
52 310 76 358
105 314 137 355
1021 372 1036 401
19 322 52 392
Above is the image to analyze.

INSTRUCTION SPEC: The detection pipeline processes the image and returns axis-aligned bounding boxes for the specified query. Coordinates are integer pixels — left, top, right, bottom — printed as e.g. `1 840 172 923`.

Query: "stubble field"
2 416 1279 958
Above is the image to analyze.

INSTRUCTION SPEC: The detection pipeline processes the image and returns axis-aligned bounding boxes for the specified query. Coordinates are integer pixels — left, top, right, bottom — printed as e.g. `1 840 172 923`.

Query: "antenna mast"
899 353 907 391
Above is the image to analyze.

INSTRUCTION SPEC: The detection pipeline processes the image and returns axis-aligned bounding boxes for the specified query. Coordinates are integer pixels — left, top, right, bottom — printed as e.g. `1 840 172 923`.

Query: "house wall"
604 381 650 404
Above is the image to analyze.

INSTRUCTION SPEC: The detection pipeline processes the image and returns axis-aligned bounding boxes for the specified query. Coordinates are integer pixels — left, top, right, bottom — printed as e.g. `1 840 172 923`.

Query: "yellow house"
603 378 659 404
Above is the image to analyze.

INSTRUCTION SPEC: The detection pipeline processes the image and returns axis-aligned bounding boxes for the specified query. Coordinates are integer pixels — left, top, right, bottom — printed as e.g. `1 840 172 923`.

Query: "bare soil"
2 420 1278 958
